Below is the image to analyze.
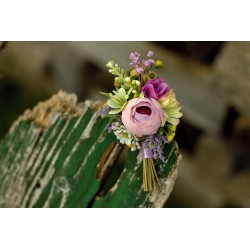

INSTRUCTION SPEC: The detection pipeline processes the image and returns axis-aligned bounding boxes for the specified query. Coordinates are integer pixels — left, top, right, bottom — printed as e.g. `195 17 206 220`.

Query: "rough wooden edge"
150 143 182 208
9 91 106 132
9 91 79 130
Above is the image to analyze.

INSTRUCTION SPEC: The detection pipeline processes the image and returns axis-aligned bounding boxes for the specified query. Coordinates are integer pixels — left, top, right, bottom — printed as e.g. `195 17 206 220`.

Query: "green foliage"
106 60 126 84
100 88 128 114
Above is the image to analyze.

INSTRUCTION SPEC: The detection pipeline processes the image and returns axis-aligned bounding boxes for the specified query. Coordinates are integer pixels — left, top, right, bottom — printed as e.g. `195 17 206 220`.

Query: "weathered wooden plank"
0 91 180 208
93 142 179 208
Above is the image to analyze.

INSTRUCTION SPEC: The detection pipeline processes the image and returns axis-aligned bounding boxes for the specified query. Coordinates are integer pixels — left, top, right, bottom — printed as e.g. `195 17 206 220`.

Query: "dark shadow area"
156 41 224 64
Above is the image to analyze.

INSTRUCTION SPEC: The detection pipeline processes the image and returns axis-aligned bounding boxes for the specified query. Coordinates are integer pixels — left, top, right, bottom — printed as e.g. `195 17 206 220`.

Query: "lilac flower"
143 59 155 69
147 51 154 57
133 57 140 63
143 60 150 68
129 53 135 60
129 51 155 73
148 59 155 65
130 62 137 67
142 134 168 162
99 105 111 117
129 52 141 60
136 67 144 74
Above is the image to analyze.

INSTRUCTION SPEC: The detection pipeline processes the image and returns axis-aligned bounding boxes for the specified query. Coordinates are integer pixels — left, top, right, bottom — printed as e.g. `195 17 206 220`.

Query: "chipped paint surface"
0 91 180 208
93 141 180 208
96 142 122 183
43 176 70 208
150 167 178 207
150 154 182 208
81 111 99 140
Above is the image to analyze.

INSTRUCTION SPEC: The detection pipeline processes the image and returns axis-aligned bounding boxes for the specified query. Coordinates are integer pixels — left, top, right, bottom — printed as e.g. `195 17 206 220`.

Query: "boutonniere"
100 51 182 191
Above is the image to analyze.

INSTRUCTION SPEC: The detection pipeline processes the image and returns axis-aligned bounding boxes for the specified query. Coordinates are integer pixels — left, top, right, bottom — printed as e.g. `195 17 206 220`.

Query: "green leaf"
107 99 121 109
109 109 122 114
118 88 126 100
99 92 111 98
166 117 180 125
164 108 182 118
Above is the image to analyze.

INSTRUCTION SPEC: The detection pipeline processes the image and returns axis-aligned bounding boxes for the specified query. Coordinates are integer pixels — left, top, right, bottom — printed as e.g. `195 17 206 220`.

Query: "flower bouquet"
100 51 182 191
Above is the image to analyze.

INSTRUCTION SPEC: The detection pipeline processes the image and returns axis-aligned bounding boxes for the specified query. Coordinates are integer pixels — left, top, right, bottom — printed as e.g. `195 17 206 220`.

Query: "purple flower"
148 59 155 65
129 52 140 60
136 67 144 74
147 51 154 57
142 134 168 162
129 52 136 60
130 62 136 67
143 60 151 68
133 57 140 63
99 105 111 117
142 77 170 100
143 59 155 69
129 51 155 72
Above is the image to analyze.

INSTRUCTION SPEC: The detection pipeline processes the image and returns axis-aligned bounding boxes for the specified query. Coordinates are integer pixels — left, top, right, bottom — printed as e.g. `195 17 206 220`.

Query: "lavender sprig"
142 134 168 162
99 105 111 117
129 51 155 74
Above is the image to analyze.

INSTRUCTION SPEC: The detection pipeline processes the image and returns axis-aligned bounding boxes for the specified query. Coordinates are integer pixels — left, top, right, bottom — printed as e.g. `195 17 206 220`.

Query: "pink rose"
121 98 164 137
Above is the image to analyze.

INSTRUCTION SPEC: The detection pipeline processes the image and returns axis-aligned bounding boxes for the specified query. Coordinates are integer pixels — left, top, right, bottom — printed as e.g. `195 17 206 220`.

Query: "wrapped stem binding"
142 148 160 191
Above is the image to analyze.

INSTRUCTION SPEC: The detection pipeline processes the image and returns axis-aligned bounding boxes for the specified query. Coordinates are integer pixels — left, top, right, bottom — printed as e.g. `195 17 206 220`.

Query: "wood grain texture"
0 91 181 208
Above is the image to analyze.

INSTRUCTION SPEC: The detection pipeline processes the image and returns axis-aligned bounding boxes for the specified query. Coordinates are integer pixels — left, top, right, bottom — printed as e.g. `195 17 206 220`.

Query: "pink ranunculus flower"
121 98 164 137
142 77 170 100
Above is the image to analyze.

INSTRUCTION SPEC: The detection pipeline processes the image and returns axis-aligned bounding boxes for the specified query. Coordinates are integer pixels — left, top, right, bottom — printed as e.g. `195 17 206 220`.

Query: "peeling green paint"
0 100 179 208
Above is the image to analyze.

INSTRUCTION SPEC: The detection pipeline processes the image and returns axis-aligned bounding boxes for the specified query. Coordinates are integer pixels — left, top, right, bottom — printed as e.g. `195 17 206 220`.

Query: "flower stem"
143 158 160 191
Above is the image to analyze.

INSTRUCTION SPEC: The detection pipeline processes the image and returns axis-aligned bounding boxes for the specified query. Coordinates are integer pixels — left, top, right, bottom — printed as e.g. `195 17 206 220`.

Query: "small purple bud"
149 59 155 65
135 52 140 57
147 51 154 57
130 62 136 67
129 52 135 60
133 57 140 63
136 67 144 74
99 105 111 117
143 60 150 68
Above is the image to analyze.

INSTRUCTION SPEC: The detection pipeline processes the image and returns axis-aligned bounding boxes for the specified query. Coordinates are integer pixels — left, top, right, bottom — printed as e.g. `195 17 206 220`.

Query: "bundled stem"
143 158 160 191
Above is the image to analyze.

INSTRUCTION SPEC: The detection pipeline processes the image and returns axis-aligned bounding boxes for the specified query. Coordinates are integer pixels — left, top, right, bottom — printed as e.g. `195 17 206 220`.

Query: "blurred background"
0 41 249 207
